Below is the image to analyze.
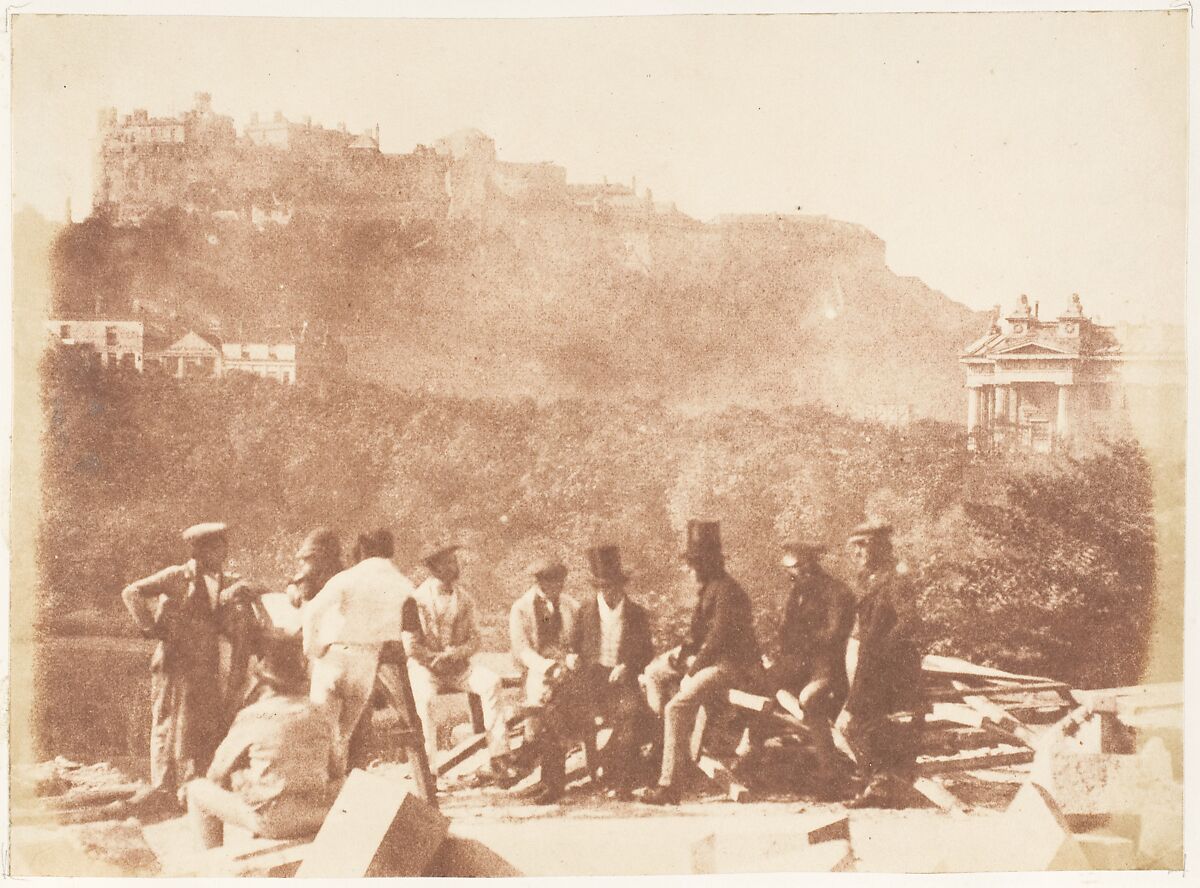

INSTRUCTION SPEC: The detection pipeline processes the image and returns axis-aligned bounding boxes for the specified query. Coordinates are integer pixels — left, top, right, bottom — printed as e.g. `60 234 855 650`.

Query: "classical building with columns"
959 294 1183 454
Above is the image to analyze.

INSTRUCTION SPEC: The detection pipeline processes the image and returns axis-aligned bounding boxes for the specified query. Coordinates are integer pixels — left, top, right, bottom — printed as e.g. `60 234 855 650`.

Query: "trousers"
309 643 381 775
186 778 330 851
407 661 508 768
643 654 740 787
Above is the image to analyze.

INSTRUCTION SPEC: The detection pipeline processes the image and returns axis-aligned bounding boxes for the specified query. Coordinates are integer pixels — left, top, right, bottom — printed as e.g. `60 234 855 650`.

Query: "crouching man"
186 647 338 850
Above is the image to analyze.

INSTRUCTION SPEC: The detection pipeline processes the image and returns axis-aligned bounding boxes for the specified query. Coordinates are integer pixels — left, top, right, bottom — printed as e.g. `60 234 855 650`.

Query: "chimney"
375 123 380 143
1034 301 1040 319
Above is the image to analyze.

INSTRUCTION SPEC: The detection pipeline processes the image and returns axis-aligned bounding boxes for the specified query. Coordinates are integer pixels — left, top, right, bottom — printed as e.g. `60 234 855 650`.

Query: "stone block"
424 836 523 876
296 769 448 877
692 832 854 874
1075 833 1136 870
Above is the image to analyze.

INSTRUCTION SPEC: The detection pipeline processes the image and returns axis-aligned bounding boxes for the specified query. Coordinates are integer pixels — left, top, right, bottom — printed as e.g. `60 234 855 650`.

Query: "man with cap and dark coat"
572 544 655 799
286 527 344 608
403 542 513 786
121 522 260 811
764 540 857 794
840 521 926 808
641 521 759 805
185 643 339 850
509 557 582 803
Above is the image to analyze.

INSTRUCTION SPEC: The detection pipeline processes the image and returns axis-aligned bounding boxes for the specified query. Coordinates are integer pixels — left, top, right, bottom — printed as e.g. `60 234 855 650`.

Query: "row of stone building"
45 319 345 385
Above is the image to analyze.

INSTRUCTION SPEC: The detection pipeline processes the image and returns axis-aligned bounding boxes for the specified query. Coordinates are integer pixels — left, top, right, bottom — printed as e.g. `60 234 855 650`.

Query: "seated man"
403 542 514 786
641 521 759 805
572 544 655 799
508 557 582 804
185 647 338 851
763 540 857 796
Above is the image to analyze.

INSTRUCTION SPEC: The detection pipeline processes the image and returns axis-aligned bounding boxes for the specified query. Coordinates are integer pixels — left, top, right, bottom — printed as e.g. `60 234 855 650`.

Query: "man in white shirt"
508 557 582 803
403 543 513 786
303 528 414 775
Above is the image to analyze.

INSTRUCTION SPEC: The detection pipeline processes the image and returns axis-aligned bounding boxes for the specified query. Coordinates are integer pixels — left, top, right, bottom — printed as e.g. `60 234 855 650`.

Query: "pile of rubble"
8 657 1183 876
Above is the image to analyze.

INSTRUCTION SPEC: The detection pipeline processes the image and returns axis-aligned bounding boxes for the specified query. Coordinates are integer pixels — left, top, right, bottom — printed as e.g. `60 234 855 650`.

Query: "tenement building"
959 294 1184 454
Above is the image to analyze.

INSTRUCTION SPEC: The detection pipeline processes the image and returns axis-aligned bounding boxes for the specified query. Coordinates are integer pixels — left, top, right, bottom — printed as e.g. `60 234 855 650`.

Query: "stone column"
966 387 980 448
995 386 1008 423
1057 384 1072 442
1008 385 1020 424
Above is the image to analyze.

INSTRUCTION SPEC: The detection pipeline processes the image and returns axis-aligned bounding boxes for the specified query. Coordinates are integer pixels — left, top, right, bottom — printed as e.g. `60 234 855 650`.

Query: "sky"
9 10 1188 324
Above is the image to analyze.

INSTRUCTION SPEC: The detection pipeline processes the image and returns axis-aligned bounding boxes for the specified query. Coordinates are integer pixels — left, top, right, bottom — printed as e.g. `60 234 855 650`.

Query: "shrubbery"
38 354 1155 688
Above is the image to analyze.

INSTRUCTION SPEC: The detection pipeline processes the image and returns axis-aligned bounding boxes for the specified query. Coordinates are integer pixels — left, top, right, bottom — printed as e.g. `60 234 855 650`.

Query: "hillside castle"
93 93 698 229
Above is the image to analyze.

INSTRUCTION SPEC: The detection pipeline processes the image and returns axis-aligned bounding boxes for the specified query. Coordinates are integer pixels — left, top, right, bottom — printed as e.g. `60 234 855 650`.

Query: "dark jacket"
573 594 655 678
773 569 856 697
844 569 924 718
680 572 759 675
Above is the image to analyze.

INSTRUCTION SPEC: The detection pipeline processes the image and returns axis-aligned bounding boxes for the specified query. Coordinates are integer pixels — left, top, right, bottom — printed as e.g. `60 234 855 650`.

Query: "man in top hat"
840 521 926 808
185 643 339 850
641 521 759 805
509 556 581 803
121 522 260 811
572 544 655 799
402 542 514 786
303 528 414 775
764 540 857 795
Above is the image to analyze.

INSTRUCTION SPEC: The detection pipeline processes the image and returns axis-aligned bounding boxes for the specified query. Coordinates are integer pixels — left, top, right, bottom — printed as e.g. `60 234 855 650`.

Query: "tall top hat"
586 545 630 585
682 520 723 562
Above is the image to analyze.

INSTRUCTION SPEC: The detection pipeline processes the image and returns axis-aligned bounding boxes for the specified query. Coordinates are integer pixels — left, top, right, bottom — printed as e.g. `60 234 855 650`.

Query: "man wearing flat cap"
572 544 655 799
509 556 581 803
764 540 857 795
840 521 926 808
642 521 759 805
403 542 512 786
121 522 260 810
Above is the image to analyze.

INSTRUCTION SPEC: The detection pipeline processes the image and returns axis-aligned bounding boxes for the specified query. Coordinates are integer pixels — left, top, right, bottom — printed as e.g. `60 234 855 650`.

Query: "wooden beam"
727 688 773 713
911 776 969 813
952 681 1039 747
696 754 752 803
918 747 1034 775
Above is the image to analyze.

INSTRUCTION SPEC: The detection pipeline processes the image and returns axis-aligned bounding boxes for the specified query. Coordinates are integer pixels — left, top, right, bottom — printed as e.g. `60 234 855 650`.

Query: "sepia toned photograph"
6 6 1189 878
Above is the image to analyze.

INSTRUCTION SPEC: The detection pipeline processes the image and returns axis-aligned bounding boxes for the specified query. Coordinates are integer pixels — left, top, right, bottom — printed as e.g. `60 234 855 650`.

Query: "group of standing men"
119 515 925 847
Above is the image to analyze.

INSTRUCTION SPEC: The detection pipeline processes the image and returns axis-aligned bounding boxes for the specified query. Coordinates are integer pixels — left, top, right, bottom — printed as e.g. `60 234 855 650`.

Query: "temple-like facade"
959 294 1182 453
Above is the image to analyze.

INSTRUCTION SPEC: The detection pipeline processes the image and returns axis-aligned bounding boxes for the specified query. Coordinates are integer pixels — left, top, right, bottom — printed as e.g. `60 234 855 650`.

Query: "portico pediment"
993 340 1074 358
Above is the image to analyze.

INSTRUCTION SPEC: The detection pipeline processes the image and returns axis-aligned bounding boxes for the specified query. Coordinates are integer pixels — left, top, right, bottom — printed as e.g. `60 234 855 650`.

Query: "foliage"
37 357 1156 688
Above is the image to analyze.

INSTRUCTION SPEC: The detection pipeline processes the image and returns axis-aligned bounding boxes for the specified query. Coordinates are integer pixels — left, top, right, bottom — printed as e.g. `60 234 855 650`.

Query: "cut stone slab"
693 832 855 874
297 769 449 877
424 836 523 876
1076 832 1137 870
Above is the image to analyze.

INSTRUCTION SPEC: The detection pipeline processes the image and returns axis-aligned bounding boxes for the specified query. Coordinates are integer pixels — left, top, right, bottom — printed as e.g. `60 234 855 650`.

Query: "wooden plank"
952 681 1039 746
696 754 752 803
911 776 969 813
436 713 527 777
920 654 1062 685
918 747 1034 775
727 688 773 713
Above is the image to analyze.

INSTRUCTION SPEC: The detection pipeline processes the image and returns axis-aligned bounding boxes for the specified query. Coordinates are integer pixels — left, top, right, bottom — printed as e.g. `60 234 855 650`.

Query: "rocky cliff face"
43 197 984 420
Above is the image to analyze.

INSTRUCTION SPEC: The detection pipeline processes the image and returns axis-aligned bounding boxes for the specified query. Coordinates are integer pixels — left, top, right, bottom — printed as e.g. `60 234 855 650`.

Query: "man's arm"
628 604 656 676
445 593 482 662
121 565 187 634
206 712 253 784
510 600 550 672
401 597 437 667
690 586 735 674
